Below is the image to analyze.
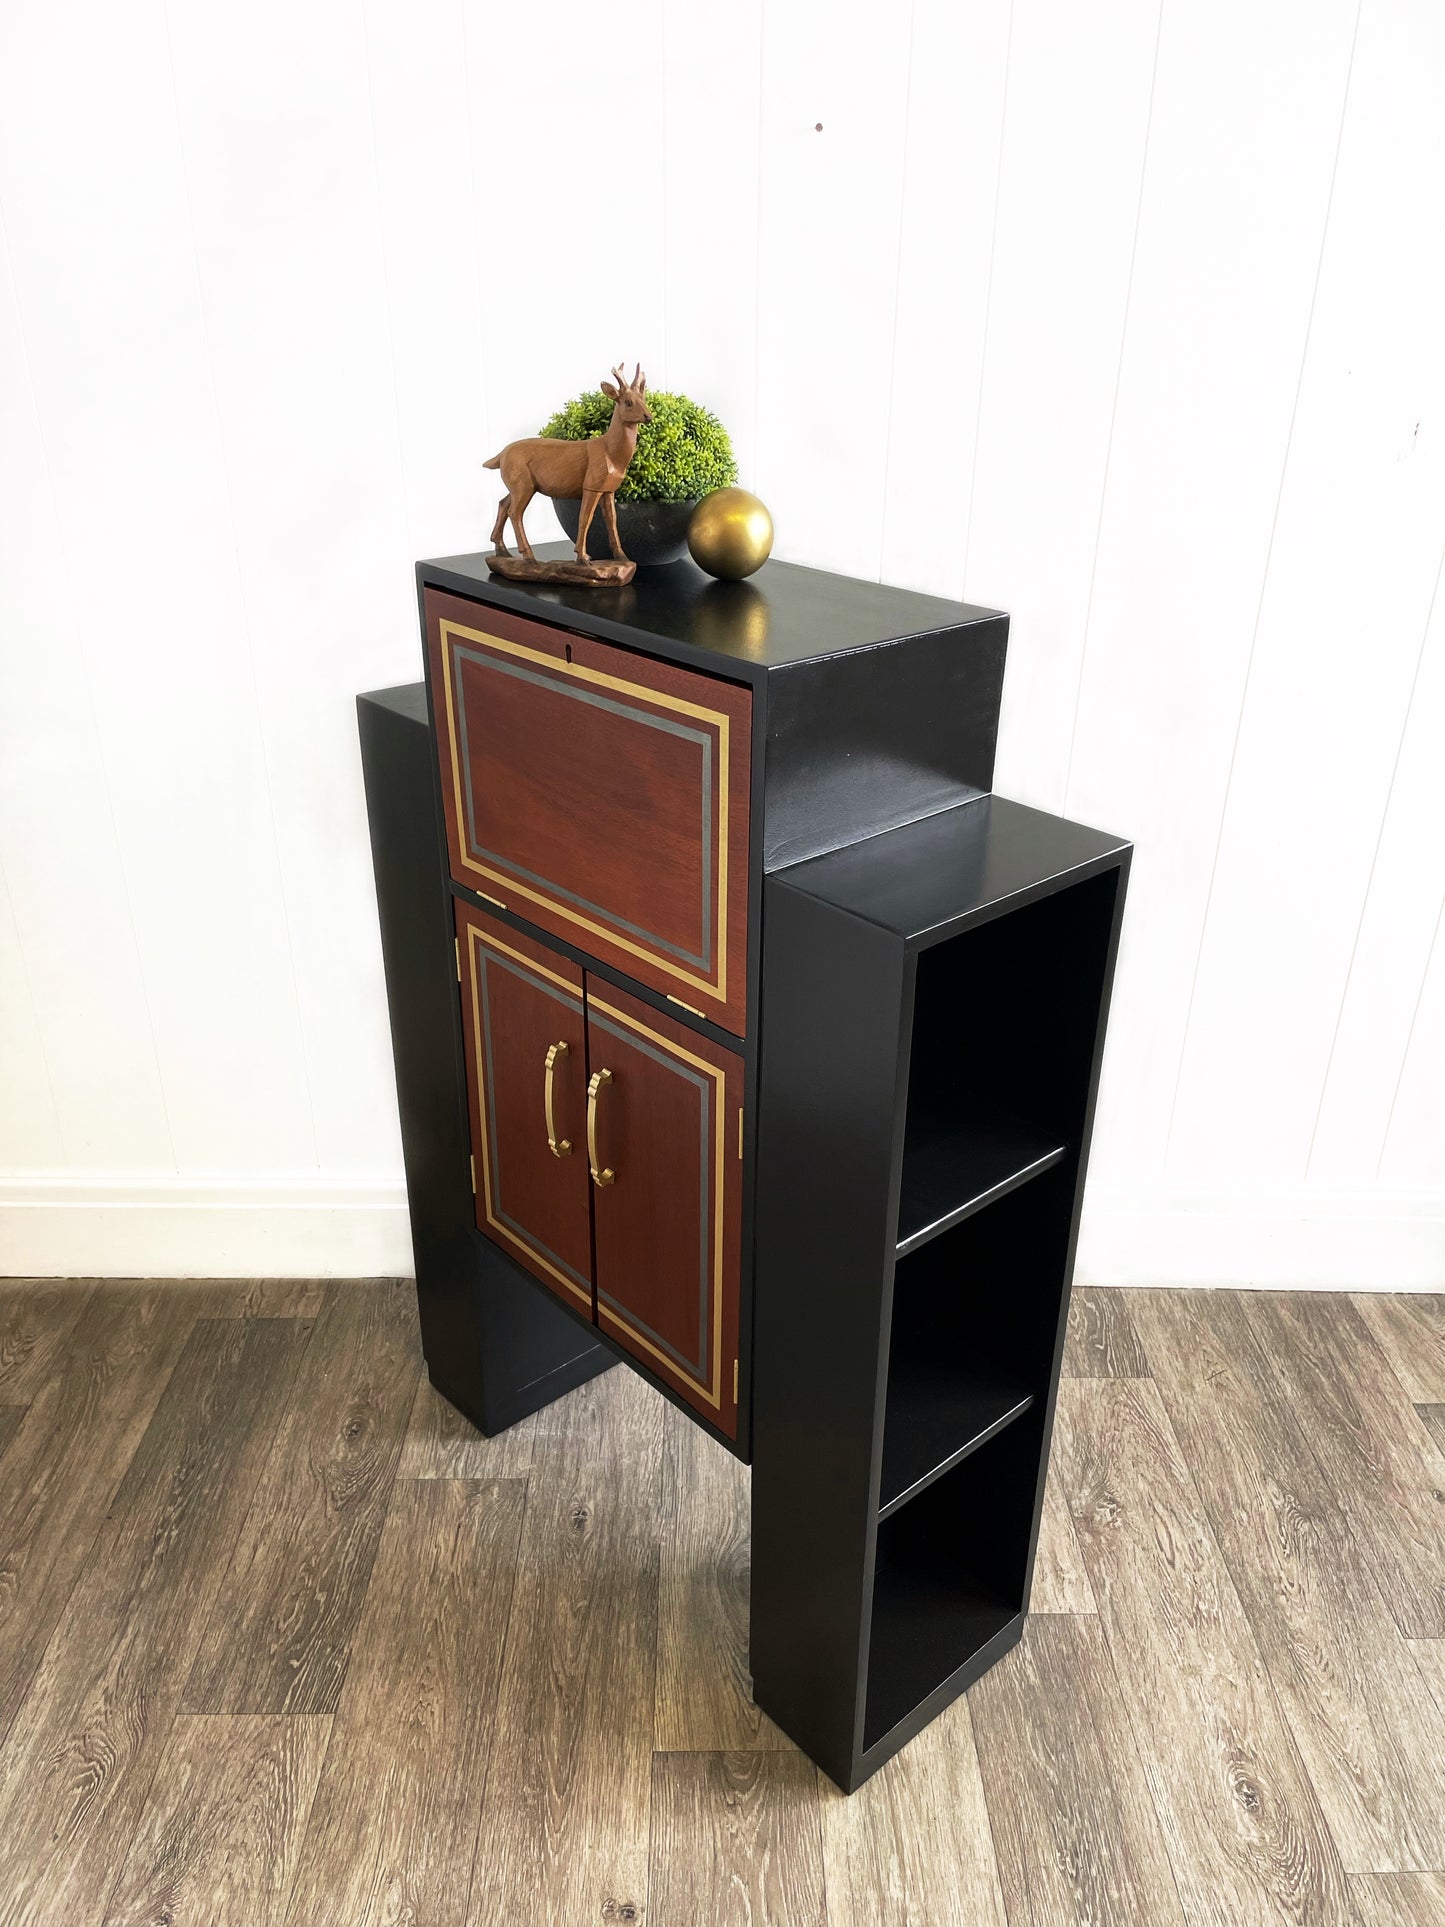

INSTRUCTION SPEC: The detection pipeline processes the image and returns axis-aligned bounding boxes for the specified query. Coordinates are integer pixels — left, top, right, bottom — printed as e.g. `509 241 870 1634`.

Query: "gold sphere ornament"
688 487 774 580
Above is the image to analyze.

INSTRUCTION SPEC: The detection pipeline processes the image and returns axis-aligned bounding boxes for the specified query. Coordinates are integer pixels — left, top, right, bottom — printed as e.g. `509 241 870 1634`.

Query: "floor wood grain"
0 1316 309 1927
655 1400 788 1750
971 1612 1185 1925
1402 1636 1445 1725
183 1280 420 1715
1413 1405 1445 1456
0 1283 219 1747
0 1279 95 1401
1030 1458 1098 1614
0 1282 1439 1927
288 1478 526 1927
1350 1296 1445 1405
1347 1872 1445 1927
398 1374 538 1480
650 1751 826 1927
101 1714 331 1927
1132 1290 1445 1874
1054 1374 1359 1926
1062 1284 1149 1378
816 1697 1006 1927
469 1366 663 1927
1245 1294 1445 1641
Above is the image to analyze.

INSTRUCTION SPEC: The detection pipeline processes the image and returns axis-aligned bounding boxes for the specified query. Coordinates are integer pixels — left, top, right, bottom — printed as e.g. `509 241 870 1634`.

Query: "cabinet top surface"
419 545 1005 676
774 794 1131 946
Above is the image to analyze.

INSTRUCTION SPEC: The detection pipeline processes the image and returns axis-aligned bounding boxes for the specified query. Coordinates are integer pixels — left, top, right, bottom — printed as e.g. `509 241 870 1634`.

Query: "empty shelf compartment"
864 1417 1041 1750
896 1112 1065 1255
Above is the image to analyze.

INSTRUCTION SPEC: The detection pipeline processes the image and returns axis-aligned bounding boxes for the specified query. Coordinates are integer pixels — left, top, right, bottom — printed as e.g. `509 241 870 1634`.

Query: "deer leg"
490 492 512 555
508 480 537 560
600 490 629 563
575 489 604 564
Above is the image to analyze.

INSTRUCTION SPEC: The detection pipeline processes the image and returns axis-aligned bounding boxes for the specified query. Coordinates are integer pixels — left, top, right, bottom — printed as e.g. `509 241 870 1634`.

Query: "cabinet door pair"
456 901 743 1438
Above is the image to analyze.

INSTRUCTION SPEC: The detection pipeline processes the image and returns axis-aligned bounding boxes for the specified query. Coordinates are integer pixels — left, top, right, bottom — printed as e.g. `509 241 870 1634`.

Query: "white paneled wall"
1 0 1440 1285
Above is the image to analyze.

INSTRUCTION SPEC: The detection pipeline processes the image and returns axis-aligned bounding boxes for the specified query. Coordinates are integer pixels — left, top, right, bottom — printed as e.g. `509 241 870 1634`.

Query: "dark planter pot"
554 495 699 567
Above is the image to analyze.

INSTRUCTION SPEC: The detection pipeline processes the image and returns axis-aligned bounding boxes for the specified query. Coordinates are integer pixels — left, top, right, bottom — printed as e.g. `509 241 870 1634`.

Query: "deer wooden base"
486 551 637 588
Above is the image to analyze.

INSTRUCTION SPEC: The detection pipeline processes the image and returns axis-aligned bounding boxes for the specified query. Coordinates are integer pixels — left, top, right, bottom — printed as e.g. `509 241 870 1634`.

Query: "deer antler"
611 364 627 389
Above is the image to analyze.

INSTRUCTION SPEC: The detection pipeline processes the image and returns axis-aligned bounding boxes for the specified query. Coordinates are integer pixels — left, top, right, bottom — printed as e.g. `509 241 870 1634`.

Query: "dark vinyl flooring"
0 1278 1442 1925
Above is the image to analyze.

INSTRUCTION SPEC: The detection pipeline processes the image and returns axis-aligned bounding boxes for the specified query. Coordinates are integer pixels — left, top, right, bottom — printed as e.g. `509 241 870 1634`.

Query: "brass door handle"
587 1068 615 1186
544 1041 571 1157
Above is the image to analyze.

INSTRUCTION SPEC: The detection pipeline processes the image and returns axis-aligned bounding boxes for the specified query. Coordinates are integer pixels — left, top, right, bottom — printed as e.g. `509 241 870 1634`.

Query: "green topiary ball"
538 389 738 504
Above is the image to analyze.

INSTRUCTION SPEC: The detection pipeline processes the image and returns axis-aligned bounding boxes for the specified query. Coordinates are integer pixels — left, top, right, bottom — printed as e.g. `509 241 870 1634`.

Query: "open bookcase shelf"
878 1356 1033 1521
753 795 1130 1790
896 1113 1065 1255
878 1169 1075 1522
862 871 1123 1753
864 1412 1041 1749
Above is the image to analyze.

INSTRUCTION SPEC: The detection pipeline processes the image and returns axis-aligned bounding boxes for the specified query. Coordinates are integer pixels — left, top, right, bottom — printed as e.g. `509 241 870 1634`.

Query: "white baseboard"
1076 1183 1445 1292
0 1173 415 1279
2 1173 1442 1291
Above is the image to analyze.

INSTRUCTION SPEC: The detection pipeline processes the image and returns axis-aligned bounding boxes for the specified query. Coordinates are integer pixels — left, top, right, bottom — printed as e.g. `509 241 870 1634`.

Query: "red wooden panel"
427 589 751 1036
455 901 593 1313
585 979 743 1438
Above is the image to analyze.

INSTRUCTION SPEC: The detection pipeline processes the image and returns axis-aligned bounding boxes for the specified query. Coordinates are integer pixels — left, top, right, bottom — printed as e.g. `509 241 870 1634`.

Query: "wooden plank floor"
0 1280 1440 1926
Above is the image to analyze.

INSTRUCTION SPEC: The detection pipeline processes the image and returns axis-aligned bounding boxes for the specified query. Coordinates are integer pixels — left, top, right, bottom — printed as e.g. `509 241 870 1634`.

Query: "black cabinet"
360 544 1129 1793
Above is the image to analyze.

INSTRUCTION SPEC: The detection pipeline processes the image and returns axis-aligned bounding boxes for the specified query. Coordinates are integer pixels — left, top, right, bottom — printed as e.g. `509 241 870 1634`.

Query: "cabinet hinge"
469 1154 476 1195
733 1357 739 1403
454 937 462 983
737 1108 744 1160
666 993 706 1019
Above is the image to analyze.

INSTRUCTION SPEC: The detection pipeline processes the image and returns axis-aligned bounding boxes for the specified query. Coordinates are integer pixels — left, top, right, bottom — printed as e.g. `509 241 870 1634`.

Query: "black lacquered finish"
420 545 1009 876
358 685 611 1431
363 551 1131 1796
751 794 1130 1790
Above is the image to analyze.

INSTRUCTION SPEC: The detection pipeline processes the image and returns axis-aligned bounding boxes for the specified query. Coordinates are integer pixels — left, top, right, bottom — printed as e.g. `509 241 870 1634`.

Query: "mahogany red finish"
454 901 593 1313
585 981 743 1437
426 588 752 1035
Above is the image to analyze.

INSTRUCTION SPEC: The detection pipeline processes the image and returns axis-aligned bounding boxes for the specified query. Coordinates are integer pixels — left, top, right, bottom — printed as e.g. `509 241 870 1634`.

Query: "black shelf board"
775 792 1131 949
878 1366 1036 1521
896 1114 1066 1256
864 1566 1018 1752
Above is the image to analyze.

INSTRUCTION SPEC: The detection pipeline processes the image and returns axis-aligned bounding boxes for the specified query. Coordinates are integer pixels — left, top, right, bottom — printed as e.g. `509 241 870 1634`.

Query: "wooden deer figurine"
485 364 652 569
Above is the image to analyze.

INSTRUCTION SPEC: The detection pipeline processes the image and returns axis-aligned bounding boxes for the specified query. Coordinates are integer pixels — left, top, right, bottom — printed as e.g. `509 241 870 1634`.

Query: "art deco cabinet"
360 544 1129 1792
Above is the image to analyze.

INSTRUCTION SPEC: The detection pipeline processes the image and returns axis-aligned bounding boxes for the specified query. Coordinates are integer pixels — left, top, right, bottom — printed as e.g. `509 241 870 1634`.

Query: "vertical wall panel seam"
1306 533 1445 1180
1376 891 1445 1181
875 0 919 584
959 0 1016 599
0 192 180 1172
1058 0 1165 815
1161 0 1364 1180
156 0 322 1170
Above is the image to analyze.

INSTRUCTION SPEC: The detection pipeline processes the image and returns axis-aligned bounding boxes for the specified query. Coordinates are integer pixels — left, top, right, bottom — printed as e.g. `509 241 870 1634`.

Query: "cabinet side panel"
1018 854 1131 1605
762 619 1008 870
358 686 607 1432
750 881 907 1786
